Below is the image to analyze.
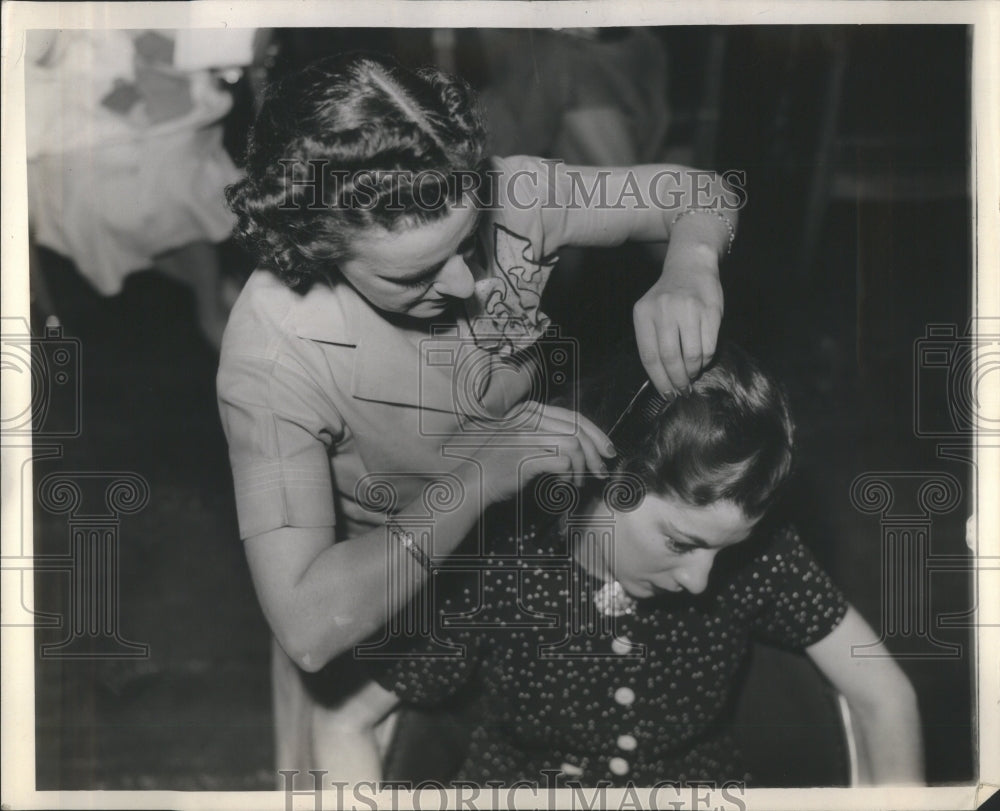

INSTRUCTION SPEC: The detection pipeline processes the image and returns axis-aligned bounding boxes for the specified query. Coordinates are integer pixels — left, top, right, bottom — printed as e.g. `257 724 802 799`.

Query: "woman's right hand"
465 401 617 505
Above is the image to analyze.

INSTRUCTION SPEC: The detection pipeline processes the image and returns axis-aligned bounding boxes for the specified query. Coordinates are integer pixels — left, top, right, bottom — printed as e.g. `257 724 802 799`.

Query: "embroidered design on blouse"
467 224 556 356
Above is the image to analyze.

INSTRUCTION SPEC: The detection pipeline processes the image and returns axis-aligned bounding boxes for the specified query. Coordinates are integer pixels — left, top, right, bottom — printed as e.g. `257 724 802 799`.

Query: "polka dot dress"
373 522 848 786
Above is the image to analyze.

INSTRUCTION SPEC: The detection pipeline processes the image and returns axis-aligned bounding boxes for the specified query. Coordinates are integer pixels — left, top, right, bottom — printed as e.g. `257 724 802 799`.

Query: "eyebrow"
673 534 711 549
668 519 757 550
388 263 443 285
661 521 711 548
383 213 483 284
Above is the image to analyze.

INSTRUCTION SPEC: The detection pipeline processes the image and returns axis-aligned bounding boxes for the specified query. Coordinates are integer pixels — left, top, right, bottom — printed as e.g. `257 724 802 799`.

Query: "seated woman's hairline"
608 342 795 519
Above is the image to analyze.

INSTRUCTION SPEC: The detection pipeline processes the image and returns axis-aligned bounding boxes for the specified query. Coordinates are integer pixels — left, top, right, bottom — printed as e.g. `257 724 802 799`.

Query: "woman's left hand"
633 246 723 396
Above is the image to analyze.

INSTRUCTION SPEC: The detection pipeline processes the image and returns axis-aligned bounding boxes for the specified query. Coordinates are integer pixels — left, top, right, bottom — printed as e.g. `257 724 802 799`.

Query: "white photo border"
2 2 997 810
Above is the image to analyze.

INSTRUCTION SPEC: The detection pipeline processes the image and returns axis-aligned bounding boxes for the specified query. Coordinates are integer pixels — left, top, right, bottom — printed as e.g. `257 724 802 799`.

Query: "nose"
433 253 475 300
674 550 717 595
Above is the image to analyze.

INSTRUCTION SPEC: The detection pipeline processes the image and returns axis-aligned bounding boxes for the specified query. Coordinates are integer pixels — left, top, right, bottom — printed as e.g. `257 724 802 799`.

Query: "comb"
607 380 677 458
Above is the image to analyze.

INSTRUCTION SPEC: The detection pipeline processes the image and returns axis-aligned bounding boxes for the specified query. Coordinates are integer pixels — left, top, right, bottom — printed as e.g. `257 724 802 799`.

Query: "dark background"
30 25 974 788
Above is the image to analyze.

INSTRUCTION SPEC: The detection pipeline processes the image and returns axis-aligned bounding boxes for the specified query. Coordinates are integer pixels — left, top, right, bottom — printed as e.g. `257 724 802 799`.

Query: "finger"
537 435 583 489
573 411 615 463
530 452 574 489
567 428 607 481
656 320 691 393
634 303 674 397
529 402 577 429
543 405 615 460
677 309 705 383
503 401 580 437
701 305 721 365
496 399 544 432
562 440 586 489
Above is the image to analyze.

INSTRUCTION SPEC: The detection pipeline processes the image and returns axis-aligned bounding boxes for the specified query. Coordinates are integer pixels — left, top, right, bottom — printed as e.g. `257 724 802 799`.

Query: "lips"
411 298 450 316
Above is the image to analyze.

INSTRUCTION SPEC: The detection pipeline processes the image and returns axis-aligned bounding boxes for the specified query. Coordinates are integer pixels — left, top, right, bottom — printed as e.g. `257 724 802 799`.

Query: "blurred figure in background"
476 28 670 167
451 27 676 339
26 28 263 349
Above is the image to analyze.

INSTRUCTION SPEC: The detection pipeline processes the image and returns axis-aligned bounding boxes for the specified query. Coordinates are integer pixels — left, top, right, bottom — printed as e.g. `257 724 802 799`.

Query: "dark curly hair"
226 53 488 290
591 344 794 519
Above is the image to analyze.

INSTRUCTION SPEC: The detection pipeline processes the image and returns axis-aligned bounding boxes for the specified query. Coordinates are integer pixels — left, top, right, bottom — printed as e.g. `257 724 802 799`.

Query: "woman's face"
338 205 482 319
608 492 759 598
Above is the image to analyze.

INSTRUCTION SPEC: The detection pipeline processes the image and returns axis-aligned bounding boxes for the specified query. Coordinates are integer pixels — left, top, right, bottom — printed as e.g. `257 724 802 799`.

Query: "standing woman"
217 52 738 779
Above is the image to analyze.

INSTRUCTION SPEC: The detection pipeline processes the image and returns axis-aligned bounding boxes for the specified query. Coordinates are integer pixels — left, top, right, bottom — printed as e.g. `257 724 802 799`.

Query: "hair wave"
226 53 488 290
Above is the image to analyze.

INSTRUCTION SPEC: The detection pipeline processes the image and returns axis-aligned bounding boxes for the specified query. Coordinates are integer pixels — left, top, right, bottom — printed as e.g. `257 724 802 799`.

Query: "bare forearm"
850 687 925 784
628 164 740 252
554 163 740 253
663 202 737 266
249 407 615 672
249 467 485 670
807 607 925 785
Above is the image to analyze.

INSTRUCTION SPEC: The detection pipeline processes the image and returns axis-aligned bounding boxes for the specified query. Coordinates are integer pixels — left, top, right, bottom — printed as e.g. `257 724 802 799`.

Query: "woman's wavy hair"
226 53 488 290
592 343 795 519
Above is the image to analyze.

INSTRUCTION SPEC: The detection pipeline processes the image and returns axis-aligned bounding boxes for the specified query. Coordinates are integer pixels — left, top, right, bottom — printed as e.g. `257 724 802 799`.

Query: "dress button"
613 686 635 706
609 756 630 776
560 761 583 777
611 635 633 654
616 734 637 751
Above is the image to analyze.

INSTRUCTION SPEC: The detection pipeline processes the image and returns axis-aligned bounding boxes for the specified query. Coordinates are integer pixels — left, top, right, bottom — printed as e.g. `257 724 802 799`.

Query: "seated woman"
369 343 924 786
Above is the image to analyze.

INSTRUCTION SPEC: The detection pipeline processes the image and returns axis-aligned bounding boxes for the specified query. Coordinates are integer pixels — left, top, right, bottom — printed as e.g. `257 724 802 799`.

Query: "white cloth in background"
25 29 244 293
172 28 257 71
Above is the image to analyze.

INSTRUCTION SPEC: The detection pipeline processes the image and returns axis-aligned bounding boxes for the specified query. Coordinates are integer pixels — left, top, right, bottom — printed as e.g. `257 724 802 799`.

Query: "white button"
617 734 637 751
609 756 630 776
611 635 633 654
614 686 635 706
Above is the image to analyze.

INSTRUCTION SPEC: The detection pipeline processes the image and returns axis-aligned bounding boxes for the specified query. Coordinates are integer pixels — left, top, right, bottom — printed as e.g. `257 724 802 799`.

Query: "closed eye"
394 216 482 290
399 274 435 290
665 536 698 554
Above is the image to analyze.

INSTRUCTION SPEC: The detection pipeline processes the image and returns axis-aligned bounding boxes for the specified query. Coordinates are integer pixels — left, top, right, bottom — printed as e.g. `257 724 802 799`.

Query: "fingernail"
605 442 617 456
599 463 609 477
685 385 694 396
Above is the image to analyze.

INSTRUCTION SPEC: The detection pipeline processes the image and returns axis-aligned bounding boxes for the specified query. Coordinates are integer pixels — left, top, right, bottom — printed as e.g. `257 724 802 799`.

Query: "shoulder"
725 522 848 646
482 155 550 218
488 154 553 179
717 523 833 597
222 270 361 356
222 270 305 356
755 524 826 575
478 155 572 260
218 269 359 406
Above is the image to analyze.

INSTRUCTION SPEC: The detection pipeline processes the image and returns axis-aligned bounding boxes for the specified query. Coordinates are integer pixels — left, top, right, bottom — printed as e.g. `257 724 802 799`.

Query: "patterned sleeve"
487 154 633 255
464 156 596 345
465 155 634 355
365 568 487 706
748 525 849 649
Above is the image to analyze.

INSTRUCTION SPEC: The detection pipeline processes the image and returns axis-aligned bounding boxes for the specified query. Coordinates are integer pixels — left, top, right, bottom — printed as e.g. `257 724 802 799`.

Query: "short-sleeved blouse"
217 155 626 542
370 520 848 786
